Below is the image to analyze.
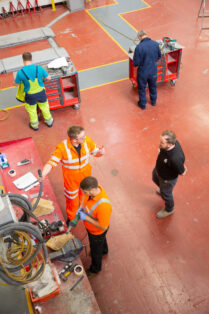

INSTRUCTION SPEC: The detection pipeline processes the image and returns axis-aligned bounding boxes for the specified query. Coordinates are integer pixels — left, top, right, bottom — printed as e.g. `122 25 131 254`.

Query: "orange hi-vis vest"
48 136 99 200
83 186 112 235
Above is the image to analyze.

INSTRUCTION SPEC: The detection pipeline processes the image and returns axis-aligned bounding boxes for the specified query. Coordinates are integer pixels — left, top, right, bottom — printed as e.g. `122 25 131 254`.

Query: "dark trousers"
137 71 157 108
152 168 178 212
87 229 108 273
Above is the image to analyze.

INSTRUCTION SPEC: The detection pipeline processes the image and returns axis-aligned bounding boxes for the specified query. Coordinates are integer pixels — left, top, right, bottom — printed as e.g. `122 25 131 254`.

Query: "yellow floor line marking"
85 9 128 55
118 14 138 32
119 0 150 15
81 77 128 91
1 104 24 110
86 0 151 53
3 77 129 110
78 58 128 72
0 1 151 100
87 0 118 10
0 59 129 95
0 85 16 91
25 289 34 314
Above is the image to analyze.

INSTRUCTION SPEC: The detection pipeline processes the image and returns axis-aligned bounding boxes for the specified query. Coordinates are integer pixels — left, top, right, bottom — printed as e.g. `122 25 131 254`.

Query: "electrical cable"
87 1 139 45
5 169 49 236
31 169 43 211
0 170 48 285
94 10 139 45
5 194 50 237
0 222 47 286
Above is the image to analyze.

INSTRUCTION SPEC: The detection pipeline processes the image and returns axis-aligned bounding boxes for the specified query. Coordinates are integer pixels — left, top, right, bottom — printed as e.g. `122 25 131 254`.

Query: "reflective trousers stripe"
64 187 79 199
64 187 79 195
45 116 53 125
64 192 78 199
30 121 39 128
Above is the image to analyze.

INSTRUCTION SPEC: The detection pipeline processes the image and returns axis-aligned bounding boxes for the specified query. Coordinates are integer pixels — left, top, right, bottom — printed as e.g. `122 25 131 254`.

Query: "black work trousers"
152 168 178 212
87 229 108 273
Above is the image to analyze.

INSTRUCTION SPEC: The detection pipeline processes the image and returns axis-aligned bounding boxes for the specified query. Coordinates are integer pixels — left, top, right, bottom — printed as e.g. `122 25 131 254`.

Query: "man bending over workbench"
77 176 112 276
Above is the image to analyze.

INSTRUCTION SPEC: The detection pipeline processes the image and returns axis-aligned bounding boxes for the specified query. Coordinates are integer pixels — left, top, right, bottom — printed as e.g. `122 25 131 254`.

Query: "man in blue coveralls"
133 30 161 110
15 52 53 130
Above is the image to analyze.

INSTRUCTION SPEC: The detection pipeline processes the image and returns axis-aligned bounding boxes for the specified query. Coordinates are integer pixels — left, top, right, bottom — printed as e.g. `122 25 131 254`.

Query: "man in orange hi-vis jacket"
42 125 105 221
77 176 112 275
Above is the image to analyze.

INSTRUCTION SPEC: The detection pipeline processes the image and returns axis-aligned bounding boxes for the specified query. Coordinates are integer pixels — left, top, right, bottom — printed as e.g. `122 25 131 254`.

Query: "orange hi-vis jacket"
83 186 112 235
47 136 99 219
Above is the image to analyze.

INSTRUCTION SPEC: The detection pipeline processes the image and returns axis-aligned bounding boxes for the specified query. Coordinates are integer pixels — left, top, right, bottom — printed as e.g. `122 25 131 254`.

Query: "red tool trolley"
43 59 81 110
129 37 184 87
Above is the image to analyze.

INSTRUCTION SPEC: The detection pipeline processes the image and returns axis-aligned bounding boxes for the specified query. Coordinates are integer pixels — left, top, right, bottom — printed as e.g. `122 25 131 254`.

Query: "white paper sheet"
48 57 68 69
13 172 39 191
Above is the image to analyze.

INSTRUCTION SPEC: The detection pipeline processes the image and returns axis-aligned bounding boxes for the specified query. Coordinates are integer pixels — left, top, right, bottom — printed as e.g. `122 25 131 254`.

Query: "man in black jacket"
152 130 187 218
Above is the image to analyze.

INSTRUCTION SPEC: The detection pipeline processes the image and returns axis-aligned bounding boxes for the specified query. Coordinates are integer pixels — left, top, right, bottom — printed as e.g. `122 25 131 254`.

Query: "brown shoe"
156 208 174 218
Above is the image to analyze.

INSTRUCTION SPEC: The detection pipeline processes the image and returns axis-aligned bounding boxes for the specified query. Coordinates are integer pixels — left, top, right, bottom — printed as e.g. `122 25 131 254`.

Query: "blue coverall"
133 38 161 109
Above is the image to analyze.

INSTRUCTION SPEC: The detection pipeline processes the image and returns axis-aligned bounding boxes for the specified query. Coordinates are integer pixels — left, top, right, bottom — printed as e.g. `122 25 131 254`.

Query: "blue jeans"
152 168 177 212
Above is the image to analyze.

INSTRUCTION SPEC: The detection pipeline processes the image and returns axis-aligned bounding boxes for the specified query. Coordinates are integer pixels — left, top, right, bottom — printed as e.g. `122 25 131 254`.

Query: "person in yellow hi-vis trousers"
15 52 53 131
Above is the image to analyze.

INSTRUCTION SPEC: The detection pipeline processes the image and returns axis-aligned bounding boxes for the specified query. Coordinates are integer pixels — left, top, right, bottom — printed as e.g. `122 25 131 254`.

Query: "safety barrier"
0 0 42 19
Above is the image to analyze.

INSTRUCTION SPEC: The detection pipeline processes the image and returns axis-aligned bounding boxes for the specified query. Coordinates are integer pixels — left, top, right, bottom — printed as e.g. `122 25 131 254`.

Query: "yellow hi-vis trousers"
25 101 53 129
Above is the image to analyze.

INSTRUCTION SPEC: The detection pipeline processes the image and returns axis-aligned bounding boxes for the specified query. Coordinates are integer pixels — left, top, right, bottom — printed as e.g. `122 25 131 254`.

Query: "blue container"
0 153 10 169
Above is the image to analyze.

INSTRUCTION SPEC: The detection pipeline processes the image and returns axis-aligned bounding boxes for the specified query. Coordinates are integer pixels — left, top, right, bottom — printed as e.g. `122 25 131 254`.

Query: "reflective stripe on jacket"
83 186 112 235
85 198 111 216
48 136 98 171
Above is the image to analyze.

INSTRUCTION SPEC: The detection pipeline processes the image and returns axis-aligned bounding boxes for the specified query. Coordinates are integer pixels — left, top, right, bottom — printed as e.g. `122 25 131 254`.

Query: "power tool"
67 212 81 231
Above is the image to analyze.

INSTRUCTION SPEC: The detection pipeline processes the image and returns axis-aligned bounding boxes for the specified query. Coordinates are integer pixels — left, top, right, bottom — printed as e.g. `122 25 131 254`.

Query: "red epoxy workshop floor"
1 0 209 313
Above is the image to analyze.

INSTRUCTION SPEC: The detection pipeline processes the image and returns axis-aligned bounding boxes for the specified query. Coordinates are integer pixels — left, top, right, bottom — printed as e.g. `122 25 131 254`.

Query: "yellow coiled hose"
0 223 47 285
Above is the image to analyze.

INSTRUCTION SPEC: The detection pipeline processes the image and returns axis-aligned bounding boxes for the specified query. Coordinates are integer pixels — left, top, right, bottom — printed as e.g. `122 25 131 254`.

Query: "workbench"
0 137 65 226
129 39 184 87
37 258 100 314
0 137 100 314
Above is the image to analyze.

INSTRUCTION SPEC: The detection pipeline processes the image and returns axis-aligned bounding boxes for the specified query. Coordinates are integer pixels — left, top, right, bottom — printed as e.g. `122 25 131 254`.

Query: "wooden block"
46 233 74 251
32 198 54 217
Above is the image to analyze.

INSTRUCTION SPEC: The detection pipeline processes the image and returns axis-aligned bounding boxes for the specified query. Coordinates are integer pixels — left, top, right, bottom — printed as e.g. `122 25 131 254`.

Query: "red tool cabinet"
129 40 183 87
43 62 81 110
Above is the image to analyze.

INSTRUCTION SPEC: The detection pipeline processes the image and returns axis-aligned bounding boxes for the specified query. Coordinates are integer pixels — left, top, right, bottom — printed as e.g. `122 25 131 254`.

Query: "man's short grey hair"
138 30 146 38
